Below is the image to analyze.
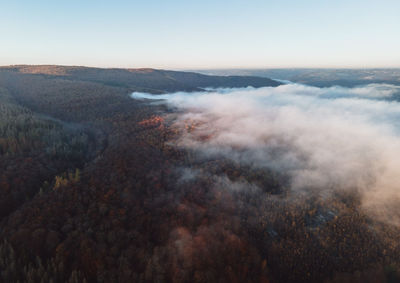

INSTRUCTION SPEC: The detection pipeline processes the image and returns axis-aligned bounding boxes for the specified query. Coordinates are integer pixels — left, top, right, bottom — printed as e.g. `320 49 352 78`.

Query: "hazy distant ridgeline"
196 68 400 88
0 65 281 93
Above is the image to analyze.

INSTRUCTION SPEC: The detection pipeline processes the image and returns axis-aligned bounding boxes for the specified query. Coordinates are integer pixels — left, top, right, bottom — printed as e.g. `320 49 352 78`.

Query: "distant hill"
195 68 400 87
0 65 281 93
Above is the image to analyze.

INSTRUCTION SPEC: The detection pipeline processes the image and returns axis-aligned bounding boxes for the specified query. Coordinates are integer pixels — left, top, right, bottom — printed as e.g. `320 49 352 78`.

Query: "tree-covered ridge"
0 65 282 93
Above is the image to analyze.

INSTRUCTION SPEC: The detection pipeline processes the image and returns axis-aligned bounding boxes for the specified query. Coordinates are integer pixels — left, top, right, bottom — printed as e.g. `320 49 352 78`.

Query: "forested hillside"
0 65 281 93
0 67 399 283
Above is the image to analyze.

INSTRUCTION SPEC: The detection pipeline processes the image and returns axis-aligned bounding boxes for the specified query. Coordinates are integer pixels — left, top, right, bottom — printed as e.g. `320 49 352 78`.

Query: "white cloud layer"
132 83 400 226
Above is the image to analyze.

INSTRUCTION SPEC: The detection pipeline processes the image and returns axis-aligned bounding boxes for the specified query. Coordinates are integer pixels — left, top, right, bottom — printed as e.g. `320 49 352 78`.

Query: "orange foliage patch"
138 116 165 129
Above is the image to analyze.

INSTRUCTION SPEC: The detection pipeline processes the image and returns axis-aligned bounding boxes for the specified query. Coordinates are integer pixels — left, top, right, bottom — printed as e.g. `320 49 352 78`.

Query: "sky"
1 0 400 69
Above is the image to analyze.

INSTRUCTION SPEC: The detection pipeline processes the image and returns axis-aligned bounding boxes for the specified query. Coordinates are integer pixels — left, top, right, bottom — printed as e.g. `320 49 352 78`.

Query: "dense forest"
0 66 399 283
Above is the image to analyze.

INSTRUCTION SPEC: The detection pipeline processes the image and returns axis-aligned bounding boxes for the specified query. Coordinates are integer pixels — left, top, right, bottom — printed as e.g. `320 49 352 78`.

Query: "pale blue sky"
1 0 399 69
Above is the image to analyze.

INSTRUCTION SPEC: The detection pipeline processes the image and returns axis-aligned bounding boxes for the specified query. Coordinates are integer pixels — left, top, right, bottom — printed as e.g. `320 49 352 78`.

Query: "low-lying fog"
132 83 400 226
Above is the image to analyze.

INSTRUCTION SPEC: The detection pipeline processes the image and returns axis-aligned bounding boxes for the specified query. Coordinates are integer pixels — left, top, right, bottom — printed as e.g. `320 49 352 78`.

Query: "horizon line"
2 63 400 71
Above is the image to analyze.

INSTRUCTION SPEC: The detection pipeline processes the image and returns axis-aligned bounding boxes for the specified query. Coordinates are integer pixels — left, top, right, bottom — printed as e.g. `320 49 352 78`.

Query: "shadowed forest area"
0 66 399 283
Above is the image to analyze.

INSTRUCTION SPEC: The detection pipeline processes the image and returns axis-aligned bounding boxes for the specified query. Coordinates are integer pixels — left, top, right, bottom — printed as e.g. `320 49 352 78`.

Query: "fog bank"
132 83 400 226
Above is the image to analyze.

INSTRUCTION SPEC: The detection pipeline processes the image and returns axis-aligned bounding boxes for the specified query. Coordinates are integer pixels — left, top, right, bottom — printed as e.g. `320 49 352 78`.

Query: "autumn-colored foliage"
0 67 399 283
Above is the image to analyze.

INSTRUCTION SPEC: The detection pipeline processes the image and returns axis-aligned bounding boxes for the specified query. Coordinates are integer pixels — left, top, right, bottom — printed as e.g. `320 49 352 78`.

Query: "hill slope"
0 65 281 93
